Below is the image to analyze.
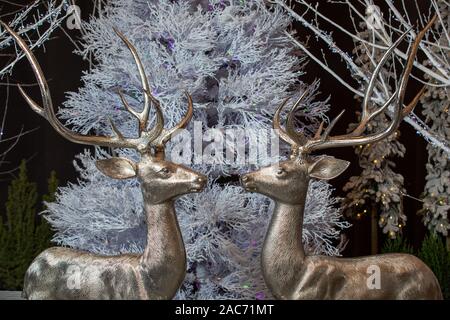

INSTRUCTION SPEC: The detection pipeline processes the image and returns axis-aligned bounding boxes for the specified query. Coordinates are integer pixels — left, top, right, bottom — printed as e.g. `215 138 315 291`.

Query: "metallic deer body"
2 23 206 300
241 19 443 300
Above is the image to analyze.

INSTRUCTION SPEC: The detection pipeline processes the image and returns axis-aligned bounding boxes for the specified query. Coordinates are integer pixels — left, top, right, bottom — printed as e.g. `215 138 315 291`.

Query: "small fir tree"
418 233 450 299
0 161 57 290
381 235 413 255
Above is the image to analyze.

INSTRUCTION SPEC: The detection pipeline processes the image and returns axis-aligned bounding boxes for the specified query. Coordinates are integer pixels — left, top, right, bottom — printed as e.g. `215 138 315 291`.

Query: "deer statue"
241 18 443 300
2 22 207 300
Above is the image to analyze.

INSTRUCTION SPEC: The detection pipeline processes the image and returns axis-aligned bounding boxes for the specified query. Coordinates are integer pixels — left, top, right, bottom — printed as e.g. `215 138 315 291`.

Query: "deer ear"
95 157 137 179
308 156 350 180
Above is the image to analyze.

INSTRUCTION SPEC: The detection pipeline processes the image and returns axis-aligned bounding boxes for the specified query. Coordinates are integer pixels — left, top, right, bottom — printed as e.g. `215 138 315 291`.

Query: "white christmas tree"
419 2 450 239
342 19 407 252
43 0 350 299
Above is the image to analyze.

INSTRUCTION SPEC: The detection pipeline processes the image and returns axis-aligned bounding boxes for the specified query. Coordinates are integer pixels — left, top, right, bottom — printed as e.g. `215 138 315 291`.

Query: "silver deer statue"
241 18 443 300
2 22 207 300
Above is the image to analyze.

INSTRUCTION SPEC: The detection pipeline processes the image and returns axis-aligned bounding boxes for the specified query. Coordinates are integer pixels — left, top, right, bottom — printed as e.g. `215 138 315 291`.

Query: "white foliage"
419 2 450 236
59 0 329 176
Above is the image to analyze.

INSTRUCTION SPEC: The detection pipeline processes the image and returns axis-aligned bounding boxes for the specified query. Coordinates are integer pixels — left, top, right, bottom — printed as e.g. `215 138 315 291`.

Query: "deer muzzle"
240 173 257 192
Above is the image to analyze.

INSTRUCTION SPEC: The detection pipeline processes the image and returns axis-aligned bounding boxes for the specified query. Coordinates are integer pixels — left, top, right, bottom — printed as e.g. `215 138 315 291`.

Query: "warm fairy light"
398 224 402 228
373 159 378 164
363 209 367 213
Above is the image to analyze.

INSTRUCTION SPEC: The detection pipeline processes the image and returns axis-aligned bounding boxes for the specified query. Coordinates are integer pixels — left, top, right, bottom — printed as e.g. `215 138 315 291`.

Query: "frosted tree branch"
0 0 70 77
275 0 450 157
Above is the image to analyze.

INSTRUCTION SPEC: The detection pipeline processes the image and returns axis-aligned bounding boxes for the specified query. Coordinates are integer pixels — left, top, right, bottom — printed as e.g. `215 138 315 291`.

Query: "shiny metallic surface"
241 18 442 300
2 23 206 300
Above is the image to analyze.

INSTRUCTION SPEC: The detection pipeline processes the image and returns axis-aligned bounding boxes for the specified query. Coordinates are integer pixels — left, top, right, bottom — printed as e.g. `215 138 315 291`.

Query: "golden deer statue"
241 18 443 300
2 22 207 300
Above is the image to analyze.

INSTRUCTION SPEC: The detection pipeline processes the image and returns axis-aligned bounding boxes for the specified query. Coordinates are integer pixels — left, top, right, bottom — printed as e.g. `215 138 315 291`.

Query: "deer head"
2 23 207 204
241 22 430 205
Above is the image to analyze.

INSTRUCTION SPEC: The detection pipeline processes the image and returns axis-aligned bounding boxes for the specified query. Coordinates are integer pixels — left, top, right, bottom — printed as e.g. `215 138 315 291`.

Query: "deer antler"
0 22 193 154
274 15 436 156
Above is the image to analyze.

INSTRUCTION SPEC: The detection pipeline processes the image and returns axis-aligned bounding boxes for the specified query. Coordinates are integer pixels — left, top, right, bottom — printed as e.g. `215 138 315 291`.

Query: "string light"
408 113 450 157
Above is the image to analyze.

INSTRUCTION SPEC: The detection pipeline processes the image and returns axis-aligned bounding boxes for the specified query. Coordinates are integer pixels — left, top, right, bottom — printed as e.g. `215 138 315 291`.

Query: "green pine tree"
381 235 414 254
0 161 58 290
36 171 58 252
418 233 450 300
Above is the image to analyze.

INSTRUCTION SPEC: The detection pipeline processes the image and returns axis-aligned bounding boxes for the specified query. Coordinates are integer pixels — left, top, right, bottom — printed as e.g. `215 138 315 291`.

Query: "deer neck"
261 183 308 299
140 200 186 270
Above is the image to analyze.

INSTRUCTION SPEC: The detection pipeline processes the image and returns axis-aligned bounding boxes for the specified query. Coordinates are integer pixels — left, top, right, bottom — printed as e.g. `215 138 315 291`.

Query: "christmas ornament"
241 20 443 300
2 22 207 300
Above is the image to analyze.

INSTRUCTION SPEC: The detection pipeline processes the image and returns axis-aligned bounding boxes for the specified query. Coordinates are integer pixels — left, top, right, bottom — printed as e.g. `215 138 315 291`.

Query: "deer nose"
196 175 207 183
240 174 251 186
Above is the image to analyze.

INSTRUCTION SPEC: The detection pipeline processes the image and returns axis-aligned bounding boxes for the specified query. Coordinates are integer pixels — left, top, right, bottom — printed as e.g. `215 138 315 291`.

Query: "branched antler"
0 22 193 155
274 16 434 156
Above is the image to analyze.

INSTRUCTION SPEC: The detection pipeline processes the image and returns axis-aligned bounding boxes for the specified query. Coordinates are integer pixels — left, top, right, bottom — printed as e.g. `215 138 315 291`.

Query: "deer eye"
276 168 287 177
158 167 171 178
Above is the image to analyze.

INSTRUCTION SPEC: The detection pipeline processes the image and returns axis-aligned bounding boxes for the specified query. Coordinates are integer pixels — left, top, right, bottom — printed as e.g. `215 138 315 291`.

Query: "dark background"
0 0 433 257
